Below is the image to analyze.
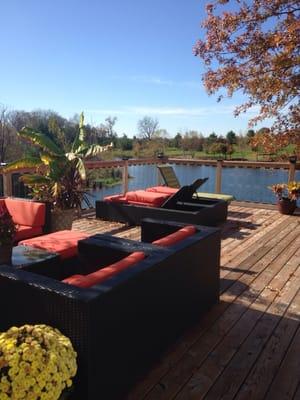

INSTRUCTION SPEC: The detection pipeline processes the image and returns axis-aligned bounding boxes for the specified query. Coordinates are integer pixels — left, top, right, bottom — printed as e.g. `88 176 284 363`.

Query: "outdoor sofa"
0 219 221 399
0 197 51 242
96 179 228 226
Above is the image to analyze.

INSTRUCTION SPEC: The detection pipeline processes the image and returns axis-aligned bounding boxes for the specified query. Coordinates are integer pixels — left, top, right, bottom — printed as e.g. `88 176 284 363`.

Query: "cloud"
113 75 201 89
86 105 241 117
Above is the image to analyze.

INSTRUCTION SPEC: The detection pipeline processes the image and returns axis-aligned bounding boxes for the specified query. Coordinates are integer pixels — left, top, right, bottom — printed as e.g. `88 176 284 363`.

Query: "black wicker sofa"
0 219 221 399
96 180 228 226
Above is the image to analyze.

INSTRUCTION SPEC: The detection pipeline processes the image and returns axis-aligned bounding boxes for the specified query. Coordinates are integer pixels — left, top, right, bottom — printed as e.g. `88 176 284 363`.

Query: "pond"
86 164 300 207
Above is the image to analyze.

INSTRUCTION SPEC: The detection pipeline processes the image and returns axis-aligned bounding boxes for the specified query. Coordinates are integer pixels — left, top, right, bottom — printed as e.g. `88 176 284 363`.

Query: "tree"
0 106 14 163
226 130 237 145
118 134 133 151
171 133 182 148
105 116 118 138
180 131 204 152
194 0 300 137
206 132 218 145
137 116 159 140
246 129 256 144
209 142 229 158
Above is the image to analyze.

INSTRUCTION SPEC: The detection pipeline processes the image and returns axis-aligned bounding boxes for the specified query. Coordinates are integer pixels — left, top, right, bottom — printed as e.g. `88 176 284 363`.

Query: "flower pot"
0 244 13 265
277 199 297 215
51 209 77 232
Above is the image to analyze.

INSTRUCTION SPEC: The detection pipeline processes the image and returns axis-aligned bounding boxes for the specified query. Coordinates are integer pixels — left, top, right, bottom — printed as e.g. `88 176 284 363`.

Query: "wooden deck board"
72 205 300 400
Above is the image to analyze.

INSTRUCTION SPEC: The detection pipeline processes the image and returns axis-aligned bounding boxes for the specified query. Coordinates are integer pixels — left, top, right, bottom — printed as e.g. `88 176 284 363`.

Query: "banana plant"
2 112 113 209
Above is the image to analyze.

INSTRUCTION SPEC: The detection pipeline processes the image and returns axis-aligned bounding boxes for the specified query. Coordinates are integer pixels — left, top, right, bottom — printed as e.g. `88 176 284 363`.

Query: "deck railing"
0 157 298 197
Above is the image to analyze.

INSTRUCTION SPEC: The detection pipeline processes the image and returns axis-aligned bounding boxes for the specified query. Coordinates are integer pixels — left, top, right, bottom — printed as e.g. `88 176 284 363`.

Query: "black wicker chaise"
96 179 228 226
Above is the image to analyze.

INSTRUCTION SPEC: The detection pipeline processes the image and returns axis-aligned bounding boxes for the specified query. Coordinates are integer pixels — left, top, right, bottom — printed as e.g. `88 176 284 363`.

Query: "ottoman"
19 230 90 260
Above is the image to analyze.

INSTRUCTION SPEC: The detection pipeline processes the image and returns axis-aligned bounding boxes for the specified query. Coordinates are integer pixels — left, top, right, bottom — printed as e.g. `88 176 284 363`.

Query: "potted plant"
3 113 113 231
0 203 16 264
0 324 77 400
269 181 300 215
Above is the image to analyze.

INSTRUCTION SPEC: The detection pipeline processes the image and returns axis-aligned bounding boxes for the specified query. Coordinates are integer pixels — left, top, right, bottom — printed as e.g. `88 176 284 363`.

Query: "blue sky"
0 0 267 137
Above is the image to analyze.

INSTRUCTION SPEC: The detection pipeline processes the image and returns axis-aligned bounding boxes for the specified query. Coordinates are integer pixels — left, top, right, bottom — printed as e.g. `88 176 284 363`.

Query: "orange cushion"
5 199 46 227
104 195 128 203
19 230 89 260
146 186 178 195
125 190 169 207
15 226 43 242
152 226 197 247
63 251 145 288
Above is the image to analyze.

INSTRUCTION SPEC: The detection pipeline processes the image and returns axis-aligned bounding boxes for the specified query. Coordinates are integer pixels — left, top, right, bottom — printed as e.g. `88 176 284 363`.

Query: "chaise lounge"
96 179 228 226
0 219 221 400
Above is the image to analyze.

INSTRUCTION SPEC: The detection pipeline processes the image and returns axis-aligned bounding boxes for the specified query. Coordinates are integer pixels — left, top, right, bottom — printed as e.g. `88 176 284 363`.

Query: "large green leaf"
1 157 43 172
19 127 64 156
71 112 86 153
20 174 51 185
81 143 114 158
75 157 86 180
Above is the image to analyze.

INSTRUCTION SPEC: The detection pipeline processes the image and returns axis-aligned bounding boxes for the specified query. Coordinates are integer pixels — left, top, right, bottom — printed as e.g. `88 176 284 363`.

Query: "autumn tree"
180 131 204 152
137 116 159 140
194 0 300 153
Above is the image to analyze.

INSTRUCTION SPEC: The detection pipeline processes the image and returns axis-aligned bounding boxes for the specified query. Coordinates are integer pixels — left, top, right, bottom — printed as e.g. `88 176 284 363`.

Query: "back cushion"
152 226 197 247
146 186 178 195
63 251 145 288
125 190 170 207
5 199 46 227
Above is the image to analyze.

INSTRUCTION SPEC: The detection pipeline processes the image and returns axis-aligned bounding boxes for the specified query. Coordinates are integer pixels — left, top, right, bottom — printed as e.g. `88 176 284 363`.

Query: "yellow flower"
0 324 77 400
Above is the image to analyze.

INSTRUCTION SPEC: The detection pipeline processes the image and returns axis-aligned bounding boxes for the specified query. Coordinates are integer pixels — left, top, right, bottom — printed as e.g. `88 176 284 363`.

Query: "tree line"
0 106 272 163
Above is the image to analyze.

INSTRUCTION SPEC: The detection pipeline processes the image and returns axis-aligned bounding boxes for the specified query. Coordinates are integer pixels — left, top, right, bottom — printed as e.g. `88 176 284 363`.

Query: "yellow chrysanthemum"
0 324 77 400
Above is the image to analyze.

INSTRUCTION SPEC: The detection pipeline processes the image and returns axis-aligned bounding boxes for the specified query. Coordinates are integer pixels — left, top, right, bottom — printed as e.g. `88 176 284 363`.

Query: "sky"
0 0 269 137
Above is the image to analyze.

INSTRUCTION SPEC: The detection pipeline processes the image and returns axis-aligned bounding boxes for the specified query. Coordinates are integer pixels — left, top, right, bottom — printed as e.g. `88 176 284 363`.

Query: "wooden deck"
73 205 300 400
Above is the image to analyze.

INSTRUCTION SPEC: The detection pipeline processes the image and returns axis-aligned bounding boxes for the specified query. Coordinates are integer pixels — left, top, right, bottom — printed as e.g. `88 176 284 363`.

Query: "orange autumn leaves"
194 0 300 153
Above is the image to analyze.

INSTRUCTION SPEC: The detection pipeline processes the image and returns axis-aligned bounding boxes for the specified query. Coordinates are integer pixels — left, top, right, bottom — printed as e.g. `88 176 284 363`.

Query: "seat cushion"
146 186 178 195
4 198 46 227
19 230 90 260
152 226 197 247
125 190 170 207
15 225 43 242
63 251 145 288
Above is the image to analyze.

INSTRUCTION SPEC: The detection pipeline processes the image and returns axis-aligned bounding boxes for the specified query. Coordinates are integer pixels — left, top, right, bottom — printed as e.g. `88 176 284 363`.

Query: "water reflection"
86 164 300 207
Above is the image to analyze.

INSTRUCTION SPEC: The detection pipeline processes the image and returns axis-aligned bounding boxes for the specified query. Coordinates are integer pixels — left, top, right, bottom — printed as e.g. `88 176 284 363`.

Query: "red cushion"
63 251 145 288
19 230 89 260
15 226 43 242
152 226 197 247
4 199 46 227
146 186 178 195
104 195 128 203
125 191 170 207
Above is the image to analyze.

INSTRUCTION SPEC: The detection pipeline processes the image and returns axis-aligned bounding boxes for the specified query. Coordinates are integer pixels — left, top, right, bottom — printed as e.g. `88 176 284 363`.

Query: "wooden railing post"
122 159 129 195
215 159 223 194
3 172 12 197
288 156 297 183
157 168 164 186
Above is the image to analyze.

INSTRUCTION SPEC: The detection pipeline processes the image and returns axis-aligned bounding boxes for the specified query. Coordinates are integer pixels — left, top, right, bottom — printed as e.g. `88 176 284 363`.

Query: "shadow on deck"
72 204 300 400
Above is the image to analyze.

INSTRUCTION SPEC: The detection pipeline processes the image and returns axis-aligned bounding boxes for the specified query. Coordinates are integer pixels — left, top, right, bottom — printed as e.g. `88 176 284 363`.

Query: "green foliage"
4 113 112 210
226 131 237 145
0 205 16 245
